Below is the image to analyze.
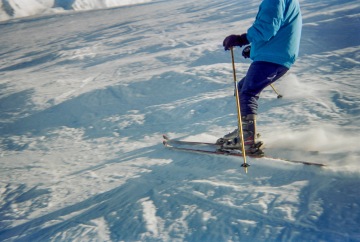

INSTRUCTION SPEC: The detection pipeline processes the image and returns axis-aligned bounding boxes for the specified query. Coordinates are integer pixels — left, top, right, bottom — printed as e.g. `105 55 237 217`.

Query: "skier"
218 0 302 150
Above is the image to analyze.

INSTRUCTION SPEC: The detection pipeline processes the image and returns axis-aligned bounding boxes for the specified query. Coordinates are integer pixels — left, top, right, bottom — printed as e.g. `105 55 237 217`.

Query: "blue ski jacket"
246 0 302 68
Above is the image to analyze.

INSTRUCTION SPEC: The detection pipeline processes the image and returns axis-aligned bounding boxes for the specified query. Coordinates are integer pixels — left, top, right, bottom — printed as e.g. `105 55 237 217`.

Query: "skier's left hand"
223 34 249 51
242 45 251 58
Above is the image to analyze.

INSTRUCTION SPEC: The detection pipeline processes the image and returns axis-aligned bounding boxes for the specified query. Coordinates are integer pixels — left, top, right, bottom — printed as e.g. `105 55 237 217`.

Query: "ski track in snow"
0 0 360 241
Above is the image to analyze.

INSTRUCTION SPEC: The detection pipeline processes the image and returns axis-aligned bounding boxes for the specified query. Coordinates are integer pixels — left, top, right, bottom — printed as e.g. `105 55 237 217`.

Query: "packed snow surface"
0 0 360 241
0 0 156 21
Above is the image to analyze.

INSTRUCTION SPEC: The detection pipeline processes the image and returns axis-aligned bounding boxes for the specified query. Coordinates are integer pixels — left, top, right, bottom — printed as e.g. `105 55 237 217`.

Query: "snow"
0 0 156 21
0 0 360 241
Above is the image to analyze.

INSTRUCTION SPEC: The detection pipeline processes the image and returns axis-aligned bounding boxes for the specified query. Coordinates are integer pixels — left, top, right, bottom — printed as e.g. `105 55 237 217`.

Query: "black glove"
223 34 249 51
242 45 251 58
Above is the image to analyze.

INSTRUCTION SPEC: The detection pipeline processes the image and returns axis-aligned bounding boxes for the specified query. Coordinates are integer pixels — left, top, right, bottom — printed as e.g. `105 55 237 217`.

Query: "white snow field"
0 0 156 21
0 0 360 241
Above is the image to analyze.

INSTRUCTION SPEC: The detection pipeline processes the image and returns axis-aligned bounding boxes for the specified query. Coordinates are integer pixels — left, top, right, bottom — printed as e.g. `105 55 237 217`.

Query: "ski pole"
270 84 283 98
230 48 249 172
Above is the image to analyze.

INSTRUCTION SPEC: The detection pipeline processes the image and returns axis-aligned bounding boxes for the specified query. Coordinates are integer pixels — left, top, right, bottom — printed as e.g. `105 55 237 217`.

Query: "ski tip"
163 140 171 147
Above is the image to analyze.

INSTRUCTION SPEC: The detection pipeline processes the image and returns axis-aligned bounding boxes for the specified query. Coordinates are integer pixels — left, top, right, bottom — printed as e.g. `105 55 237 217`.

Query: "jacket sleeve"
247 0 285 43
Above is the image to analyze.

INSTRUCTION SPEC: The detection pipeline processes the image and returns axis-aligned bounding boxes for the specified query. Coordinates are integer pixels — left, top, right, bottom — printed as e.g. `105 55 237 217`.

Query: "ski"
163 134 221 147
163 134 264 150
162 136 325 167
163 140 264 158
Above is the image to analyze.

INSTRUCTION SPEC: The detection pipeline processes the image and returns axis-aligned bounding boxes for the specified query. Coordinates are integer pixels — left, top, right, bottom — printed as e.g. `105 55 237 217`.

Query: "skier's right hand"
223 34 249 51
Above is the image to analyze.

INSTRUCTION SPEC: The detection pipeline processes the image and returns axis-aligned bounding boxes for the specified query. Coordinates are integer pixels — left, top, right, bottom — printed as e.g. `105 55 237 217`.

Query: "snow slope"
0 0 157 21
0 0 360 241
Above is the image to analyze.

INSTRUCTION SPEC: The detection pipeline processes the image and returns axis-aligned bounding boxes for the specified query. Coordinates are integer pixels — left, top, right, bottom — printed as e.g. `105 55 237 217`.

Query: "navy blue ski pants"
238 61 289 116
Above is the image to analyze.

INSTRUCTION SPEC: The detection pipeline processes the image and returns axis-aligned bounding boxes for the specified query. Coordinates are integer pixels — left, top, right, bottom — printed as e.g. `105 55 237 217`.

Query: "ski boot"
217 115 263 154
